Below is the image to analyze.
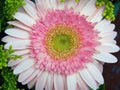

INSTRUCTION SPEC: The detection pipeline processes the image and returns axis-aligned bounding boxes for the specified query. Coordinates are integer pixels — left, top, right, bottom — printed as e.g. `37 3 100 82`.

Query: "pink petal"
45 73 54 90
79 69 98 90
18 66 35 82
67 74 77 90
13 12 36 27
8 55 29 67
4 40 30 50
95 19 110 31
13 58 35 74
86 63 104 84
80 0 96 16
96 43 120 53
93 60 103 73
93 52 118 63
75 0 89 12
22 69 40 85
2 36 22 43
65 0 77 9
50 0 58 10
54 73 64 90
76 74 89 90
36 71 49 90
24 1 39 20
13 49 30 55
5 28 29 39
27 77 37 89
8 21 31 31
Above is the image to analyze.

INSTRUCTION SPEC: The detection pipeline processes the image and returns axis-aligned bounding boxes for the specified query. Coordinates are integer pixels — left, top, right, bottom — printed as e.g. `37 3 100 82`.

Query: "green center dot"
45 24 81 60
52 34 71 52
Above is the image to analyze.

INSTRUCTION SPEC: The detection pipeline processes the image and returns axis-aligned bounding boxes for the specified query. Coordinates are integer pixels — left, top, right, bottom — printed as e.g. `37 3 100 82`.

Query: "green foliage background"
0 0 24 90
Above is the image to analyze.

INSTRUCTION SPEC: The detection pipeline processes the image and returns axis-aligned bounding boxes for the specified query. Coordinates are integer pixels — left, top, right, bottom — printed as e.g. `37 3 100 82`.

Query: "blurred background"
103 8 120 90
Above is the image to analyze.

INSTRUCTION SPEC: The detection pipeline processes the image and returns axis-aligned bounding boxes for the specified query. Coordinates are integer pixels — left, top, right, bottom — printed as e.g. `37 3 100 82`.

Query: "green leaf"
60 0 80 2
0 0 25 32
75 0 80 2
0 67 20 90
90 84 105 90
98 84 105 90
0 45 22 69
0 45 23 90
60 0 65 2
3 0 25 20
96 0 115 21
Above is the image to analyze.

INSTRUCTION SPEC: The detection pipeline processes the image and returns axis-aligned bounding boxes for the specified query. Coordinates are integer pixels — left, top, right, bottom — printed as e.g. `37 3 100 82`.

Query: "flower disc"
30 9 99 75
45 24 81 60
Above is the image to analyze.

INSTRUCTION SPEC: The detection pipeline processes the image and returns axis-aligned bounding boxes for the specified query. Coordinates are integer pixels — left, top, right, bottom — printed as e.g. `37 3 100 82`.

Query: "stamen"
45 24 81 60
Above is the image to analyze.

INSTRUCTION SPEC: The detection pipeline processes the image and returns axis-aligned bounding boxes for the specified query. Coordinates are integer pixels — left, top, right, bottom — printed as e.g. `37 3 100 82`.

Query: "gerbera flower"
2 0 119 90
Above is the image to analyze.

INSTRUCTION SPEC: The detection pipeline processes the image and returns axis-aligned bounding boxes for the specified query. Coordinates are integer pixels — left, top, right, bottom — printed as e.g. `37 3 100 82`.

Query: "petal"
99 31 117 39
67 74 76 90
13 12 36 27
44 0 52 9
18 66 35 82
75 0 89 12
27 77 37 89
80 0 96 16
54 73 64 90
25 0 36 8
93 60 103 73
8 55 29 67
97 24 115 33
8 60 22 67
5 28 29 39
57 0 65 10
13 49 30 55
95 19 110 30
23 1 39 20
89 7 104 23
2 36 22 43
35 0 47 18
65 0 77 9
4 40 30 50
7 21 31 31
64 77 67 90
45 73 54 90
99 31 117 38
76 74 89 90
96 43 120 53
36 71 49 90
35 0 49 10
18 7 26 13
22 69 40 85
93 52 118 63
50 0 58 10
99 38 117 44
79 69 98 90
13 58 35 74
86 63 104 84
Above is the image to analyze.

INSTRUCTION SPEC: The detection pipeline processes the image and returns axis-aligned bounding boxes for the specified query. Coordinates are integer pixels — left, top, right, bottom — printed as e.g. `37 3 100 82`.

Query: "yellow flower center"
45 24 81 60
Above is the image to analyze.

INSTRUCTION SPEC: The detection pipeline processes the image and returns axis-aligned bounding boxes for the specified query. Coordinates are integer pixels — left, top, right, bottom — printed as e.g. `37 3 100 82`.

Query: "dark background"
103 9 120 90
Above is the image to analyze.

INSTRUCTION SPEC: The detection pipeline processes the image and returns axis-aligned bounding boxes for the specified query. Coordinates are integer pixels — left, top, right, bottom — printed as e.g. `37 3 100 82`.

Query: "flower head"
2 0 119 90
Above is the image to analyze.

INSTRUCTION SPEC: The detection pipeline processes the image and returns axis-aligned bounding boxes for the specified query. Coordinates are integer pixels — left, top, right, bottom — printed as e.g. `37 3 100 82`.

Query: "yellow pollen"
45 24 81 60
